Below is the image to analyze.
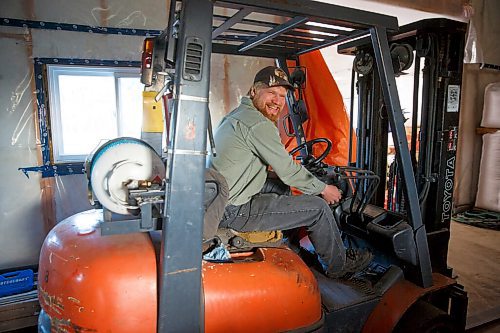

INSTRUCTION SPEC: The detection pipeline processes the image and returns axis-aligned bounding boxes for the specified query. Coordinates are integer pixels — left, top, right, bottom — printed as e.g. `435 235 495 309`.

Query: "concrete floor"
448 221 500 331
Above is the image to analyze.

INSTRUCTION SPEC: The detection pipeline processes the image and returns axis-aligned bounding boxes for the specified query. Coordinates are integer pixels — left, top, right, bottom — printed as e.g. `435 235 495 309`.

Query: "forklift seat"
203 168 229 241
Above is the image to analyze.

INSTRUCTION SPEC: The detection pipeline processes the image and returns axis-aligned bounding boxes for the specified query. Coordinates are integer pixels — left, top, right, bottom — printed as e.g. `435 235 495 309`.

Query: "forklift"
37 0 468 332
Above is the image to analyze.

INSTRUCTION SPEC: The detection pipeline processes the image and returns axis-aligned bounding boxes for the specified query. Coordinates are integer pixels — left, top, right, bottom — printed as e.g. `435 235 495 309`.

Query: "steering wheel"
289 138 332 169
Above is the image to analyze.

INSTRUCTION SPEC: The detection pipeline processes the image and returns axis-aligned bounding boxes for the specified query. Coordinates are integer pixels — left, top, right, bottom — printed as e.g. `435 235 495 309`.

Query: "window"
47 65 143 162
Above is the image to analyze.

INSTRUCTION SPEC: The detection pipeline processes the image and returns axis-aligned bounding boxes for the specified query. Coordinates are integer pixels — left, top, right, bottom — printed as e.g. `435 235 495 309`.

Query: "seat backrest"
203 168 229 241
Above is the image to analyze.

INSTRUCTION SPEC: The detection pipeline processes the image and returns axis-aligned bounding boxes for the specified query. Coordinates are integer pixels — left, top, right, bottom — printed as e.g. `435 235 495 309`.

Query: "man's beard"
257 107 279 123
252 99 280 123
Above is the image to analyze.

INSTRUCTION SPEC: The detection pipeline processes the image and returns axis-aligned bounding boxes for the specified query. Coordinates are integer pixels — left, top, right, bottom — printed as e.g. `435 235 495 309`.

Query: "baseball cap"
253 66 294 90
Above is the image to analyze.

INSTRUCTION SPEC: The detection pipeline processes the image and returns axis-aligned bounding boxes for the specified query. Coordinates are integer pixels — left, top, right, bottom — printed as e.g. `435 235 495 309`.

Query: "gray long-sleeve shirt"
209 97 325 206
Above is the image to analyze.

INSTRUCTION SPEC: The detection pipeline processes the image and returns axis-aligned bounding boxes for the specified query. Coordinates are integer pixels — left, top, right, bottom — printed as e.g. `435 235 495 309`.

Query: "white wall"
0 33 45 269
0 0 170 270
0 0 271 270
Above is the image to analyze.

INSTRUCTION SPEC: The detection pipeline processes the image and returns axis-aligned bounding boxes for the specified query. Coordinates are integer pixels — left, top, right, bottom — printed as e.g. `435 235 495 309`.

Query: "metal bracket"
99 202 162 236
20 58 140 179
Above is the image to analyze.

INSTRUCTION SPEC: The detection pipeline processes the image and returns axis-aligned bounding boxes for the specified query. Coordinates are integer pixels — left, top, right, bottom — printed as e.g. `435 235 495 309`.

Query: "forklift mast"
157 0 433 331
338 19 467 275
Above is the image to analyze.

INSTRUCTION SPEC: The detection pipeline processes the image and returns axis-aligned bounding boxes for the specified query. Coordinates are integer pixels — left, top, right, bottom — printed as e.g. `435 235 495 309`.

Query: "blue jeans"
220 181 346 274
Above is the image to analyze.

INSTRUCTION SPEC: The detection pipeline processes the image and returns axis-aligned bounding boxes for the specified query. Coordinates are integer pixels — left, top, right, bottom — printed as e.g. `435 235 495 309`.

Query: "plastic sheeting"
454 65 500 209
281 50 355 166
0 0 168 30
475 132 500 212
0 1 166 270
455 0 500 210
0 1 272 270
209 54 273 128
480 82 500 128
0 34 46 270
464 0 500 66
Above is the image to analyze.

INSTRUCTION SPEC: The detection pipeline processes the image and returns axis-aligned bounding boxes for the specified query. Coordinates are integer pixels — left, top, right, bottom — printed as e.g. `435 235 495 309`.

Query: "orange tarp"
280 50 356 166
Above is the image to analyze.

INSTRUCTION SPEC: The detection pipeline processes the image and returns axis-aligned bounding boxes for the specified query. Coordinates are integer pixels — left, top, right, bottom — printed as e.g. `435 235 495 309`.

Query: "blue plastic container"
0 269 34 297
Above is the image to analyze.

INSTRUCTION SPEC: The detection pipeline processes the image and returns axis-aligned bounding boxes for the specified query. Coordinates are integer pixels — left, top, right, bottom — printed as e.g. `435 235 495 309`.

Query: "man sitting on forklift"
210 66 372 278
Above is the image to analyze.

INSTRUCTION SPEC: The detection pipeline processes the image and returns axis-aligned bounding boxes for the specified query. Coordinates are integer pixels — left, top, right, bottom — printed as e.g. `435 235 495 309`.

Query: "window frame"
22 58 141 178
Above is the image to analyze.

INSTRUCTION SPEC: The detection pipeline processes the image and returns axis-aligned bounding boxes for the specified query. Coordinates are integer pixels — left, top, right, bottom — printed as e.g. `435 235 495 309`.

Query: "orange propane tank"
38 210 323 332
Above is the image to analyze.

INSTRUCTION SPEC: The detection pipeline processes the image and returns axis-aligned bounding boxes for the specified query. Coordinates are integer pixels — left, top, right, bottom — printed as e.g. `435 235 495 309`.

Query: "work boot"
326 248 373 279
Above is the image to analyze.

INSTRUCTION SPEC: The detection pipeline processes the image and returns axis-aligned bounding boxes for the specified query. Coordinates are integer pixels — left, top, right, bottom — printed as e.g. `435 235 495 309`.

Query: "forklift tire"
394 300 458 333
